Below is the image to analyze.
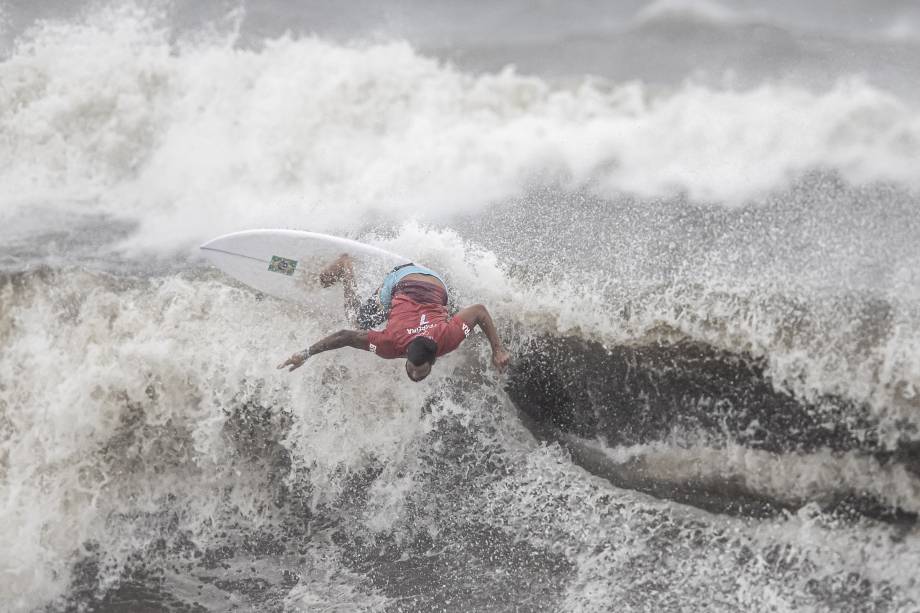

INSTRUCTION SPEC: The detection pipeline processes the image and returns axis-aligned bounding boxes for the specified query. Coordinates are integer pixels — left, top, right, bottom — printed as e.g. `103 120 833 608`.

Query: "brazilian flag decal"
268 255 298 276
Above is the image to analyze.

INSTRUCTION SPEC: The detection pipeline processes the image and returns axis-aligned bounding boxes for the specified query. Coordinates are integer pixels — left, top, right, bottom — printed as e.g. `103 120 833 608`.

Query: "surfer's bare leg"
320 254 361 324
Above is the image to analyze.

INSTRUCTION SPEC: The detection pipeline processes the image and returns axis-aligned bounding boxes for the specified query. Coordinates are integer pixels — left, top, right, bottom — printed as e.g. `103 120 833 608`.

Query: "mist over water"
1 2 920 611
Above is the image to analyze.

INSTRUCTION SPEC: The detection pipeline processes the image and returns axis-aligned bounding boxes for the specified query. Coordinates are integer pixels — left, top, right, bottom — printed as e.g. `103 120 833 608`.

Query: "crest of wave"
1 3 918 253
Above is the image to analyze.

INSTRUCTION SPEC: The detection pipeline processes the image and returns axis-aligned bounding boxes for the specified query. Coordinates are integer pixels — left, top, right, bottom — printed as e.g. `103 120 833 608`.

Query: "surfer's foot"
319 254 353 287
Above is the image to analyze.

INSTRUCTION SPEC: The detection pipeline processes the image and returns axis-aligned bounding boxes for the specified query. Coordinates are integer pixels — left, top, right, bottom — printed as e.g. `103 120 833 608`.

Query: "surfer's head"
406 337 437 382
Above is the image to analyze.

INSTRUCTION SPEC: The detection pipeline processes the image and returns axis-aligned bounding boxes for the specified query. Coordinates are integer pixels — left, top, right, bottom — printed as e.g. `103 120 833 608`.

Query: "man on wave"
278 255 511 382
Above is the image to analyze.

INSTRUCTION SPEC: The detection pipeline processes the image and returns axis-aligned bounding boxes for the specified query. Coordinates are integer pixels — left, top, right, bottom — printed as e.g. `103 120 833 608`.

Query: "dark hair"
406 337 438 366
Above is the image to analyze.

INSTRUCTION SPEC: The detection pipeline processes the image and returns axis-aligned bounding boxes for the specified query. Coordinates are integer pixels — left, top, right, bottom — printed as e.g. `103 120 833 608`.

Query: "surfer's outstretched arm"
277 329 368 372
457 304 511 372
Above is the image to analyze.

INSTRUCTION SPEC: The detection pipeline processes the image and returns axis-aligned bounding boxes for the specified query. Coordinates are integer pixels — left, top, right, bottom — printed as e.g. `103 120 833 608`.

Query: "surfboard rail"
199 229 409 305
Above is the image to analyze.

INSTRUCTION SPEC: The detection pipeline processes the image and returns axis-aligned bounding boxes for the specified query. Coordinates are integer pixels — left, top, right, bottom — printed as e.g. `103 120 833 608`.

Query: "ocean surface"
2 1 920 611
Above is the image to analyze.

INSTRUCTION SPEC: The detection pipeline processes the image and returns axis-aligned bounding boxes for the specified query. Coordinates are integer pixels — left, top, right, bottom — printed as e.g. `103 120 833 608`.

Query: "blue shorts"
378 264 446 309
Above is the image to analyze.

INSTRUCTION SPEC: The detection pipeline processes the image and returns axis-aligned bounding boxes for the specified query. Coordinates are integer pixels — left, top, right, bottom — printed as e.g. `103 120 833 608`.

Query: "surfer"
277 255 511 382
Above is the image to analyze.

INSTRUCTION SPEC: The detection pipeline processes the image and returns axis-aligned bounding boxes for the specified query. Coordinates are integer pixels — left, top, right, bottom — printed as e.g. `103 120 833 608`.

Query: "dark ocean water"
1 1 920 611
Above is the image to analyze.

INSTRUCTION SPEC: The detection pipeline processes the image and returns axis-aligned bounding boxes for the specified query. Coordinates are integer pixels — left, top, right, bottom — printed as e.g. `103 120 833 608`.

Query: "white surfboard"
199 229 409 305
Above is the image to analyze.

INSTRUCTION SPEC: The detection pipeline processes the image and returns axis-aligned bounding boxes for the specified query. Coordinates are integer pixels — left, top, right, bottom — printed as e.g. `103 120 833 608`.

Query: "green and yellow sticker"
268 255 298 276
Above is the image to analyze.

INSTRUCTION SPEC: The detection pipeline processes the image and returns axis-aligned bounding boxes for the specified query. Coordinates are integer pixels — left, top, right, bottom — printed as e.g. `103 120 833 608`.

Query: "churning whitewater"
1 2 920 611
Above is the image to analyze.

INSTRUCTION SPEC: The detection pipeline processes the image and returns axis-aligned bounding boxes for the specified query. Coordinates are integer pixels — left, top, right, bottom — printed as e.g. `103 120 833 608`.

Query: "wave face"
2 3 920 612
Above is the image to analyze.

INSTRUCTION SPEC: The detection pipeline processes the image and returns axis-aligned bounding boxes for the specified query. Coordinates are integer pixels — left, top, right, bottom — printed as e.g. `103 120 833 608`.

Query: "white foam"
1 248 917 610
484 444 920 611
1 6 919 254
3 5 920 611
0 268 454 609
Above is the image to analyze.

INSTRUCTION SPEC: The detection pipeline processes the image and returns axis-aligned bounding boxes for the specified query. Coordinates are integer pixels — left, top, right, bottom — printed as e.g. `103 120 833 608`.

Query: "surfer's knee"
319 254 354 287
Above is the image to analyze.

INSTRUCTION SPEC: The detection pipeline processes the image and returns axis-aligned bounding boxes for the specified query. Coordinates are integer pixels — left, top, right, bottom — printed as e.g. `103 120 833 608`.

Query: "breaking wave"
2 4 920 612
2 5 919 254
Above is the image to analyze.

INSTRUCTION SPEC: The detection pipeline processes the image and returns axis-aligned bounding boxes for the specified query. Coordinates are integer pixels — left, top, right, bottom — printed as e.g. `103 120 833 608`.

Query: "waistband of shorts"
386 265 445 286
393 279 448 305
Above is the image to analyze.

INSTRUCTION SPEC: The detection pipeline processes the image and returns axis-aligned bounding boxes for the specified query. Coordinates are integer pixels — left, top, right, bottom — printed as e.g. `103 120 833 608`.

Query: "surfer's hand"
491 348 511 373
277 350 309 372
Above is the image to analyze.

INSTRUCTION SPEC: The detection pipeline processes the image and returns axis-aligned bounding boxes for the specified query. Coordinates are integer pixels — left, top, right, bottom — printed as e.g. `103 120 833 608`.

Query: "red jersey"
366 293 470 359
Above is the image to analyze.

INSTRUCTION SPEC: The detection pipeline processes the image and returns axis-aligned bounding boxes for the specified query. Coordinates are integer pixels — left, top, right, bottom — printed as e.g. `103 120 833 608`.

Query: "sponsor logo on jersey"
406 313 435 335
